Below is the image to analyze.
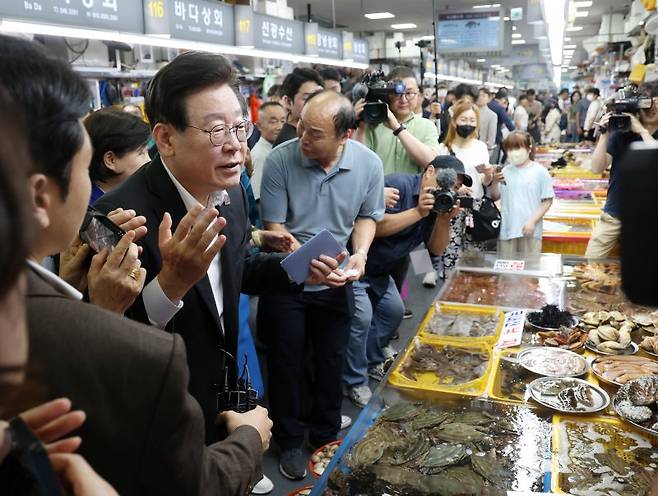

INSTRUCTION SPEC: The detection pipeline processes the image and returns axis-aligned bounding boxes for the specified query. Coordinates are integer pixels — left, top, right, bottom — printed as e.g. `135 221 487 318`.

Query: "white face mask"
508 148 530 166
437 89 448 98
586 94 595 101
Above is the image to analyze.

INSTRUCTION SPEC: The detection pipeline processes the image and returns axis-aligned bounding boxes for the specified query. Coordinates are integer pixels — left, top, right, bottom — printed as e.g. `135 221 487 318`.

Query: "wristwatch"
393 123 407 136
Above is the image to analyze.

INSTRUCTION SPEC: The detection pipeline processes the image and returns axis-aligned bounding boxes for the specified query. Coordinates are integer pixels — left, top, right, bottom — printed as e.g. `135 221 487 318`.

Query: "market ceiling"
286 0 631 49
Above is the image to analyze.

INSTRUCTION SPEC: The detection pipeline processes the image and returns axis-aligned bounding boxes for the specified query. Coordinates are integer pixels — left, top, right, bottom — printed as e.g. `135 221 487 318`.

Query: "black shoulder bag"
467 187 501 242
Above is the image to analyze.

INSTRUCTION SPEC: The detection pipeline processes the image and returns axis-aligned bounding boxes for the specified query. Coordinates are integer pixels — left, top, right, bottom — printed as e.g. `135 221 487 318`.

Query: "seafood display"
424 310 499 339
491 354 531 403
398 339 489 386
537 327 588 351
326 402 550 495
528 377 609 413
581 310 637 354
439 271 564 309
641 336 658 356
614 376 658 435
566 262 654 316
527 304 576 330
592 356 658 386
311 442 341 477
517 347 588 377
554 418 658 495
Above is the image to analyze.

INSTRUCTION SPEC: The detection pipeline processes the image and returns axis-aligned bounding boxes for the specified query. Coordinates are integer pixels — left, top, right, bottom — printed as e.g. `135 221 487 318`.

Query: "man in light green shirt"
354 66 439 176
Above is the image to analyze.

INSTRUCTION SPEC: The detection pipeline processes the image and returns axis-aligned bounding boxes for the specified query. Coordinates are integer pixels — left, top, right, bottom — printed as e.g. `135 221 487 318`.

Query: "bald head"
303 89 356 138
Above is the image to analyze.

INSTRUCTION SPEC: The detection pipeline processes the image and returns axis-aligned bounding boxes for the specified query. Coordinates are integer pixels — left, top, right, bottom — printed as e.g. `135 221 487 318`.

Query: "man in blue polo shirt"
260 90 384 480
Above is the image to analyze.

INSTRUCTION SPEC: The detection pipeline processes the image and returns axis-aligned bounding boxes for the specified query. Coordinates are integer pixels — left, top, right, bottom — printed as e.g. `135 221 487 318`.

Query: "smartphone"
79 207 125 253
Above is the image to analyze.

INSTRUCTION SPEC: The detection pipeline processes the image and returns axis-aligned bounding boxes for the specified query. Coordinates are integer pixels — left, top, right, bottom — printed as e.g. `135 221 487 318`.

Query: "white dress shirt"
28 259 83 301
142 159 230 330
249 137 273 200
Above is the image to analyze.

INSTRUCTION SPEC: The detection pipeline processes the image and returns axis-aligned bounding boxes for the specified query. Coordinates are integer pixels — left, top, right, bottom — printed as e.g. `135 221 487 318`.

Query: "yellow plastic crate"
388 337 493 397
551 415 658 494
551 166 604 179
486 348 600 405
542 236 591 256
419 302 504 345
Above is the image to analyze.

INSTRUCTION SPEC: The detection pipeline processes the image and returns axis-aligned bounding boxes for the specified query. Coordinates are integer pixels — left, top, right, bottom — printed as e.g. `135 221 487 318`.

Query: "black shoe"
279 449 307 480
403 308 413 320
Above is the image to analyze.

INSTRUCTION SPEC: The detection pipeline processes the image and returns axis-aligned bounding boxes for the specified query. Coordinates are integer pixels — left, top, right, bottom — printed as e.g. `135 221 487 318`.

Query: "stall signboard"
436 10 504 53
144 0 234 45
235 7 304 54
304 22 319 56
1 0 144 33
352 38 369 63
316 28 341 59
342 31 353 60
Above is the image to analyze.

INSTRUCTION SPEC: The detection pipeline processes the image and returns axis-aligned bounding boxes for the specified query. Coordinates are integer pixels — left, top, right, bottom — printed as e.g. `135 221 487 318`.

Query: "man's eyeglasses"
187 120 254 146
393 91 419 101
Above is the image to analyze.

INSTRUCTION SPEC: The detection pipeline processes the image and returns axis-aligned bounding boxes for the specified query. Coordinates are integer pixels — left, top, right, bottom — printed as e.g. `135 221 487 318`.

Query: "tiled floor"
252 271 443 495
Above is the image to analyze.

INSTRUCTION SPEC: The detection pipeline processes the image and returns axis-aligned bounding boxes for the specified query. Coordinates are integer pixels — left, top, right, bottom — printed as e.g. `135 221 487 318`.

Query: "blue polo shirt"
366 173 437 277
261 138 385 285
488 100 515 145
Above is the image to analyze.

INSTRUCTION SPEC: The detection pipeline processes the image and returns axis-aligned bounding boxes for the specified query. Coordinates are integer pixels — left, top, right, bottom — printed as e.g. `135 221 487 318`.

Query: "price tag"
496 310 527 349
494 259 526 272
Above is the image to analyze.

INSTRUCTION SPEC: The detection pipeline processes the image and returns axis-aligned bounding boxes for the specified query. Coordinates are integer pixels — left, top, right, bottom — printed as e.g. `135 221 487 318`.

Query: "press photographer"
586 82 658 259
353 66 439 177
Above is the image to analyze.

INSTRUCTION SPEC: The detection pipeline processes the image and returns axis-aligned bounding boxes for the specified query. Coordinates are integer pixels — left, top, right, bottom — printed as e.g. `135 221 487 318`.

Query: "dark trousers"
262 286 354 451
389 255 410 294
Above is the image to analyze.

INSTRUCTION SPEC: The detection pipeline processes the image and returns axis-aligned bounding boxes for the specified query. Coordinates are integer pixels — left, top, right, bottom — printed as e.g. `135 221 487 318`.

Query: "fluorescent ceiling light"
511 39 526 44
563 44 577 49
504 17 510 21
512 33 522 38
573 1 593 7
545 0 567 69
566 25 584 31
421 35 435 40
0 19 369 69
477 58 486 62
569 65 577 68
391 23 417 29
365 12 395 19
473 4 500 9
513 25 517 30
574 10 589 17
564 37 572 41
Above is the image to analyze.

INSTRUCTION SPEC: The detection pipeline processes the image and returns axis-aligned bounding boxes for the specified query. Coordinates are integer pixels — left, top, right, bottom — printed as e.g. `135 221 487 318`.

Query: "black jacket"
94 155 293 442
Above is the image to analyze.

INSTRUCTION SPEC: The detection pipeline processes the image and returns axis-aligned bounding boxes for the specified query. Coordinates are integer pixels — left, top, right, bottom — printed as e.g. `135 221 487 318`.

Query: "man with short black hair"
0 34 274 496
477 87 498 149
319 67 342 93
274 68 324 146
260 90 384 480
250 101 286 200
489 88 515 148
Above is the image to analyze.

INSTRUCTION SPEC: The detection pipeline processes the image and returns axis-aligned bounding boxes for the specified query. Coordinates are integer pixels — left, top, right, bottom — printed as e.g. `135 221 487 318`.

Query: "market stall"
311 255 658 495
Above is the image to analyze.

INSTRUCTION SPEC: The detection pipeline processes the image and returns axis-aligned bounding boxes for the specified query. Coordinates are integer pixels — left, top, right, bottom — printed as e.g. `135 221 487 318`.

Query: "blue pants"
344 277 404 387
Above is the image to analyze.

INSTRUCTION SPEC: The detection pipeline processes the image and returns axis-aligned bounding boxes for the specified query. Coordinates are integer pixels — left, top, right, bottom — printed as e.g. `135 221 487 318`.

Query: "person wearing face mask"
497 131 554 257
583 88 603 141
422 101 495 287
585 82 658 259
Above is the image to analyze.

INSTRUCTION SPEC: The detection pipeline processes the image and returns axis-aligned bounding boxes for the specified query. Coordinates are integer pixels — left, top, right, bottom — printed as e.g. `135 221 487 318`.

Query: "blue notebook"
280 229 344 284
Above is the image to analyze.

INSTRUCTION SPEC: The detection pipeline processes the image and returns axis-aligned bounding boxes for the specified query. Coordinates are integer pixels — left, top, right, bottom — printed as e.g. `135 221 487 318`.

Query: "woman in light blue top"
495 131 555 257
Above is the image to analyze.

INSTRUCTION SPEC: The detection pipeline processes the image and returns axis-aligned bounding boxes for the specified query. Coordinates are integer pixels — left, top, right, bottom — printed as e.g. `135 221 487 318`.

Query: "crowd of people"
7 32 647 495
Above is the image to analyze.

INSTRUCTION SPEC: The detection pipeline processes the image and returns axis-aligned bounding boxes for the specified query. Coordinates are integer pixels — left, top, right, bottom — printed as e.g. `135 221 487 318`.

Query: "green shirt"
365 113 439 175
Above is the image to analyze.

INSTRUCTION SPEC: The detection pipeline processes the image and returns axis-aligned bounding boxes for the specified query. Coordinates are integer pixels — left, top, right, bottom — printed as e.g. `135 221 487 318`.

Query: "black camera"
432 168 473 213
352 71 405 125
606 85 653 133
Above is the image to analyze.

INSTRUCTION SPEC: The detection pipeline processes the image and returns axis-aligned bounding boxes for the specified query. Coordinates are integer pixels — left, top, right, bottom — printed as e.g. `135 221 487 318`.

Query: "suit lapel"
144 155 222 332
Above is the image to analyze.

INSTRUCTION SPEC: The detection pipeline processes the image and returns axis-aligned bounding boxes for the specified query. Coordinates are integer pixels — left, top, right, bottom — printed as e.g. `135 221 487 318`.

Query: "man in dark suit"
0 35 273 495
93 51 344 456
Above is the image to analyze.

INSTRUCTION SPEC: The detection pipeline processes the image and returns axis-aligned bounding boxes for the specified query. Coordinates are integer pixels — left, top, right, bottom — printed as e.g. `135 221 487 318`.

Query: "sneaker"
279 449 307 480
251 475 274 495
382 345 397 360
403 308 413 319
340 415 352 430
344 384 372 408
422 270 438 288
368 358 394 382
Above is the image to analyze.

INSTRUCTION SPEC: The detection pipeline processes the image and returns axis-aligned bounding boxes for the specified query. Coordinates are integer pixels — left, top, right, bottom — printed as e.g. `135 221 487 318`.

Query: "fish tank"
436 270 567 310
457 251 563 278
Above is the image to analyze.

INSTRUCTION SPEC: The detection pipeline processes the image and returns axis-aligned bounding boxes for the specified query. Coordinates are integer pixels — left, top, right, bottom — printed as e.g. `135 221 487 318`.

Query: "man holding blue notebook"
260 90 385 480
